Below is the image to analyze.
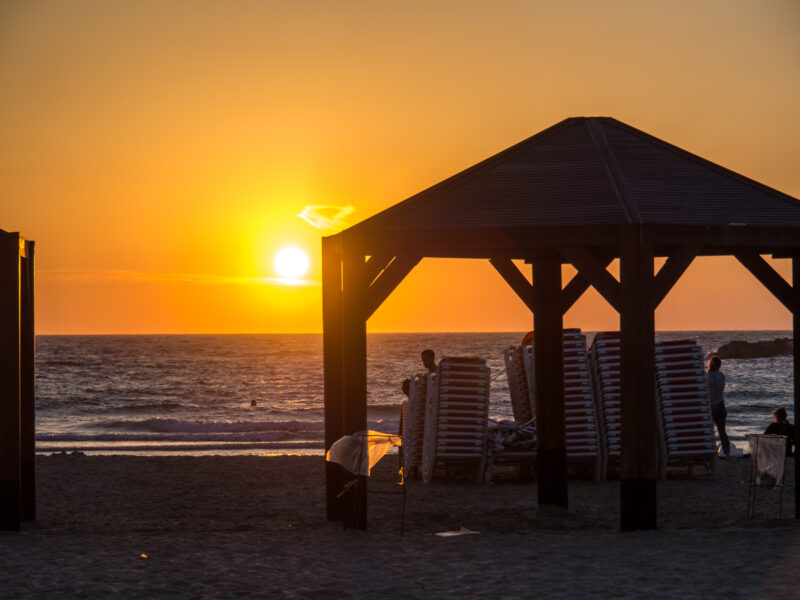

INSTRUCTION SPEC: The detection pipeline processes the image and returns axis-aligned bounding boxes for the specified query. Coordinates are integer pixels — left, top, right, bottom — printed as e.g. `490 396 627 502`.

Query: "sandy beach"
1 454 799 599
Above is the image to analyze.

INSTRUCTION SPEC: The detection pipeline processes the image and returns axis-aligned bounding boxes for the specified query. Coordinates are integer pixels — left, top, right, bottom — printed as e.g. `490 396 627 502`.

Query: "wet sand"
1 454 798 598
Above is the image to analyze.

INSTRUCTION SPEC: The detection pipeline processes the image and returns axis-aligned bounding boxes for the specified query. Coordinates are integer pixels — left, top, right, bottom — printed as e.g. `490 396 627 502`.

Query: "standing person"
764 407 795 457
707 355 731 457
421 349 437 373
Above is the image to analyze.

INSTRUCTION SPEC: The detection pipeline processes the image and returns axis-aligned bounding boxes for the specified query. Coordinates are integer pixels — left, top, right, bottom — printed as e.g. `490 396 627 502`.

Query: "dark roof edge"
343 116 584 236
599 117 800 209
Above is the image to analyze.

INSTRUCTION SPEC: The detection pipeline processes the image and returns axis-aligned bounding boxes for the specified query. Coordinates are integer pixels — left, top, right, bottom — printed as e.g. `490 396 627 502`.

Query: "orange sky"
1 1 799 334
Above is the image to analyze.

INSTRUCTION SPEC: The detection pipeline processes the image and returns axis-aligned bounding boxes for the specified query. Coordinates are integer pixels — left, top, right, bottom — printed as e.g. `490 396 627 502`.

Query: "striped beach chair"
503 344 534 424
654 339 716 477
589 332 622 477
420 357 490 484
589 333 716 479
488 346 537 476
527 329 603 481
402 372 430 479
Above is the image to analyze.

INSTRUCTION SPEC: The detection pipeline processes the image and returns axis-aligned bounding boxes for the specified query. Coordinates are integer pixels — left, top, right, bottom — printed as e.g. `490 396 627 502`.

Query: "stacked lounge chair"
654 339 716 477
504 330 602 480
486 346 537 475
589 333 716 478
503 344 534 424
528 329 603 481
420 357 490 484
401 372 430 478
589 332 622 476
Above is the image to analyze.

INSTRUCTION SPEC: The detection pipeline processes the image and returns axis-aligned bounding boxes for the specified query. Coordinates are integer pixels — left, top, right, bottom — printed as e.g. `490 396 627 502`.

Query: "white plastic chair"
745 434 787 519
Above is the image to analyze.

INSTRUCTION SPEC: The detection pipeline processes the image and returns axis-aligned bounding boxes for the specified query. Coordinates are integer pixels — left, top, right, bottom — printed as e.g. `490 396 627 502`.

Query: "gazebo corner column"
322 236 345 522
0 233 21 531
794 256 800 519
322 238 368 529
619 225 658 531
21 240 35 522
532 257 568 507
340 248 368 530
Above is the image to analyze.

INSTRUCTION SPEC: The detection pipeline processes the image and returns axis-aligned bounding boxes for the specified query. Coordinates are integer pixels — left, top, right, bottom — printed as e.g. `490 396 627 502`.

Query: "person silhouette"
764 407 795 456
707 355 730 457
421 349 437 373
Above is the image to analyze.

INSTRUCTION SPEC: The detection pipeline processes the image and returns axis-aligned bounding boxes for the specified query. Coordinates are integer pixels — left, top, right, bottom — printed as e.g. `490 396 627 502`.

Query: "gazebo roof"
341 117 800 256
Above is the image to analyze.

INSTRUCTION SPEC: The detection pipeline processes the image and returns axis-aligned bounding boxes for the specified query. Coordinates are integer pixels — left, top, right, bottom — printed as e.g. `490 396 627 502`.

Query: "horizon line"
34 328 793 336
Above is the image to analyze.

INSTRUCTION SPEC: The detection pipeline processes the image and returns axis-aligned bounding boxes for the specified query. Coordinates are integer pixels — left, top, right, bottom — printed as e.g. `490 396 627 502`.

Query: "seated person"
764 407 795 457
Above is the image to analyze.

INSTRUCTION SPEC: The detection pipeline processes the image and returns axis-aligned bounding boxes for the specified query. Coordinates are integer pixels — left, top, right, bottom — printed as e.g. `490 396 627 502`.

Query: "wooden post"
619 225 658 531
532 258 568 507
322 236 345 521
793 256 800 519
0 232 21 531
21 241 35 521
341 247 368 529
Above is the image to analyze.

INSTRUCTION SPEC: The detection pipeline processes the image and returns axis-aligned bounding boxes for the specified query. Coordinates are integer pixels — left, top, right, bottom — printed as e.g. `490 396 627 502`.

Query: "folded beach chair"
654 339 716 477
420 357 490 484
588 332 622 477
402 372 430 479
527 329 603 481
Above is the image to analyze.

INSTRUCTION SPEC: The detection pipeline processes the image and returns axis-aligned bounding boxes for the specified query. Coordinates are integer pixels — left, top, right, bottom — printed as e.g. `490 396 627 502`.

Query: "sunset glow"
1 2 798 334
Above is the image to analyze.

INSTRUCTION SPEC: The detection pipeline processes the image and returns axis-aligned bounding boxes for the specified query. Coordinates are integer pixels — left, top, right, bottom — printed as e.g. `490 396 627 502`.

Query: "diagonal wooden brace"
561 246 621 313
652 248 698 309
364 255 421 319
489 258 534 312
735 251 794 311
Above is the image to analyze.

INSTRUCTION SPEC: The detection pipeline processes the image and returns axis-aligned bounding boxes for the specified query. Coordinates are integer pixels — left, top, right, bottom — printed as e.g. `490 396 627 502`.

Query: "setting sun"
274 246 310 280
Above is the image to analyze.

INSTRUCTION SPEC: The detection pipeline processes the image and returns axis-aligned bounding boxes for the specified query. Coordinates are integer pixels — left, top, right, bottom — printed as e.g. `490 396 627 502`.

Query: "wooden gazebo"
0 229 36 531
322 116 800 531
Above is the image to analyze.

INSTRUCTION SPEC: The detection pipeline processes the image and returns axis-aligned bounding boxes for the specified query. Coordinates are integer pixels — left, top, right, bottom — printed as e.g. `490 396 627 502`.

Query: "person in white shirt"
707 355 730 457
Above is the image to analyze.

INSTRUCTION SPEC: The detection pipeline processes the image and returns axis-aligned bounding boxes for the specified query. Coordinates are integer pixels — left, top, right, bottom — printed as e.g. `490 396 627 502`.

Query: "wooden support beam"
322 237 345 522
364 254 393 287
735 251 794 312
341 249 368 530
619 226 658 531
364 255 421 319
489 258 534 312
793 256 800 519
652 248 696 309
561 256 613 314
561 246 621 312
20 242 35 522
0 233 21 531
532 258 568 508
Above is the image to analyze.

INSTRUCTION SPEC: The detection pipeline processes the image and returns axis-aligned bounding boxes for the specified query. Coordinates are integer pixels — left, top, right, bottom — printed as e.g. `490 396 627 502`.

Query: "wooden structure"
322 116 800 531
0 229 36 531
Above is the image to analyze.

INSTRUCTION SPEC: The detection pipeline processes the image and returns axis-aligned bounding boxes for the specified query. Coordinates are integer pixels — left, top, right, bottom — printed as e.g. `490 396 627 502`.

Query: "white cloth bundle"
326 430 402 476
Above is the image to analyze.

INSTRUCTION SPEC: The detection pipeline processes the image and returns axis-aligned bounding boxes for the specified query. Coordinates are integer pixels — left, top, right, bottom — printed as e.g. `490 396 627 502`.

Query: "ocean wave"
91 418 326 434
36 441 325 453
37 431 323 443
114 402 185 412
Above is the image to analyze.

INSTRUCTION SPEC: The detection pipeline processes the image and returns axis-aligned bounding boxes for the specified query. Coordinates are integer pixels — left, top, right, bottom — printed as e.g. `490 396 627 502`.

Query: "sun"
274 246 310 280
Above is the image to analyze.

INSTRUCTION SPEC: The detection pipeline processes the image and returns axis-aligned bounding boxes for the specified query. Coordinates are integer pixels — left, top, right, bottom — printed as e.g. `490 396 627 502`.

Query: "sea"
35 331 794 456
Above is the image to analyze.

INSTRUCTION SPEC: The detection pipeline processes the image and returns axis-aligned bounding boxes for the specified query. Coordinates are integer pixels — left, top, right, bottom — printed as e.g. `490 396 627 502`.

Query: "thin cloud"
38 269 319 287
297 205 355 232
